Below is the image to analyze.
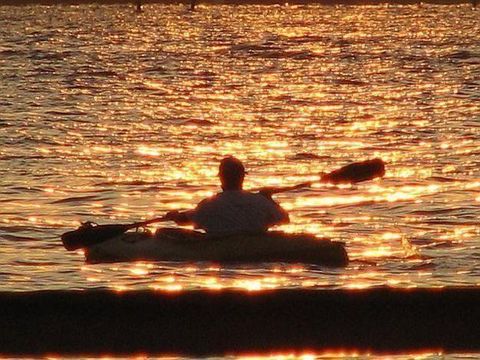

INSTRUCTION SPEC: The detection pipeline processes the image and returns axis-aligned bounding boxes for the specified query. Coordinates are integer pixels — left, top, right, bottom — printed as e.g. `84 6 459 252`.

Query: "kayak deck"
85 228 348 267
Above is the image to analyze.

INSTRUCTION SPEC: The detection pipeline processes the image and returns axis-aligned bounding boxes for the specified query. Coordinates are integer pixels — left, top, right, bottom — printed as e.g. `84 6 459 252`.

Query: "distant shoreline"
0 0 474 5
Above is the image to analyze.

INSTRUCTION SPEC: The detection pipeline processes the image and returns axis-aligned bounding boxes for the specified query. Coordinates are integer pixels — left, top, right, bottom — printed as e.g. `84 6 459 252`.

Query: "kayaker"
165 156 290 236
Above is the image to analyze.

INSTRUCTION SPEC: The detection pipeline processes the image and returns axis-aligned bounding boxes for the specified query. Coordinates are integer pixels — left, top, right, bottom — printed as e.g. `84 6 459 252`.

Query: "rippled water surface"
1 3 480 292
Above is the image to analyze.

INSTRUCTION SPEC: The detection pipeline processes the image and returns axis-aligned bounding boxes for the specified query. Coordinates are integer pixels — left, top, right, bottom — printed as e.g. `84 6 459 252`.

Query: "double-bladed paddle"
61 158 385 251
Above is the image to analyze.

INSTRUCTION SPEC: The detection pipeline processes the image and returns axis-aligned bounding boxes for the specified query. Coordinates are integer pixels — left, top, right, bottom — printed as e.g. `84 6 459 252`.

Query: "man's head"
219 156 246 190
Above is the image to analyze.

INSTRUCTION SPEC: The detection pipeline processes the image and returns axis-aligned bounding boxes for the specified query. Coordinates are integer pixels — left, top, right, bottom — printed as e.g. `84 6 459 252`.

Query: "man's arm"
165 210 195 225
258 191 290 225
272 202 290 225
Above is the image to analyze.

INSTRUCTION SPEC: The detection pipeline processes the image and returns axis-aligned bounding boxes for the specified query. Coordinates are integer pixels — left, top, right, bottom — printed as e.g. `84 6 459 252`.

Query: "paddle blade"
61 223 132 251
321 158 386 184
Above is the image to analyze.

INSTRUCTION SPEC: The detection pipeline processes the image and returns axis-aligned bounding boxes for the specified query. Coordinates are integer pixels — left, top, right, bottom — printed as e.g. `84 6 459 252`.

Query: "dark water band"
1 287 479 356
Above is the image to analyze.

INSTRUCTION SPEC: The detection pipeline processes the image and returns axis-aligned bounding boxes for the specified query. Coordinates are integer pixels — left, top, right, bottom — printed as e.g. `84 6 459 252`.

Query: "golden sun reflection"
381 232 401 241
88 263 332 294
150 284 184 292
233 279 279 291
359 246 395 258
136 145 183 156
201 277 224 290
113 285 128 292
129 268 149 276
237 352 321 360
286 180 480 212
136 145 159 157
286 266 305 274
344 282 375 290
231 349 446 360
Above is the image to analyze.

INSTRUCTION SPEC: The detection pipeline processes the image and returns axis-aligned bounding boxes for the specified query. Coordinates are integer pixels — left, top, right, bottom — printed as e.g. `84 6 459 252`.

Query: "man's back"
190 190 289 236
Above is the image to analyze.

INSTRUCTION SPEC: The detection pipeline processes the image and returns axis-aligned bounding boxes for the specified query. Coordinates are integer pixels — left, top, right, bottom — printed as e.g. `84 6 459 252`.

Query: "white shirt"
188 190 289 236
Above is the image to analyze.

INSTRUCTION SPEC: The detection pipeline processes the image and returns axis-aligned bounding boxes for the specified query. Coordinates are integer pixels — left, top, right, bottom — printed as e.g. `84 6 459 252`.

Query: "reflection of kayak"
85 228 348 267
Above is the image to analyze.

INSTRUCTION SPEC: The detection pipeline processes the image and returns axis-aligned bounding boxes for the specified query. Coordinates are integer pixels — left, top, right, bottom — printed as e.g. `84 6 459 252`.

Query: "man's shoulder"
199 190 260 203
197 192 221 206
199 190 273 205
228 191 276 206
221 190 263 199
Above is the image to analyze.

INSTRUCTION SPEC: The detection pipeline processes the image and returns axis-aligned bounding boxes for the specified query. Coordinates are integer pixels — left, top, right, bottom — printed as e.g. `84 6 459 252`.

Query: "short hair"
219 156 246 189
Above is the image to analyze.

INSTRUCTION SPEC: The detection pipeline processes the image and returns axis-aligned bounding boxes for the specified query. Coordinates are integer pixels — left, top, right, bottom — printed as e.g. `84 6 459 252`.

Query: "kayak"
85 229 348 266
85 228 348 267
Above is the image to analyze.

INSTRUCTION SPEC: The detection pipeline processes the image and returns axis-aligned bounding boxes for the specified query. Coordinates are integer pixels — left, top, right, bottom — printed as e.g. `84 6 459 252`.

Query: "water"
0 3 480 293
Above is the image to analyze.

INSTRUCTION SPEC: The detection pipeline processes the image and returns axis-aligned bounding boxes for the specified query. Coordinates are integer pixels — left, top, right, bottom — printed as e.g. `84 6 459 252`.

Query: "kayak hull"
85 229 348 267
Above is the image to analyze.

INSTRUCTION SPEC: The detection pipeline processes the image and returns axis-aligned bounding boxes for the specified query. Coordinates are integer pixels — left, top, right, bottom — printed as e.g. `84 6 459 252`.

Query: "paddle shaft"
255 181 313 195
131 216 170 228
